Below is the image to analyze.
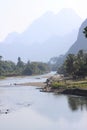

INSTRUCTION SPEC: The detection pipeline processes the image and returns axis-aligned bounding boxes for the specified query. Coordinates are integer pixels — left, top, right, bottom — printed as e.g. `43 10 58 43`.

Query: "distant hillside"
66 19 87 55
0 8 82 62
49 18 87 70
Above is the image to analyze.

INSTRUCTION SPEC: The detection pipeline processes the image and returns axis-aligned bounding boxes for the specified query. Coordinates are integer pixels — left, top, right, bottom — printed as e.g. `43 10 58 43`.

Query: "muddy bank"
62 88 87 96
40 86 87 97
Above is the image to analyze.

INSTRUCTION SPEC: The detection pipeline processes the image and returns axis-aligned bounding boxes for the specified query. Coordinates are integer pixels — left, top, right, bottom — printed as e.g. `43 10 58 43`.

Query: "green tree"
58 50 87 79
64 54 75 77
17 57 24 68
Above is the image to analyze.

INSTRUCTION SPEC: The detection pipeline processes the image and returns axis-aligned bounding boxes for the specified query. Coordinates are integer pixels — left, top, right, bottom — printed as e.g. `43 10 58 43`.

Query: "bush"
51 81 66 89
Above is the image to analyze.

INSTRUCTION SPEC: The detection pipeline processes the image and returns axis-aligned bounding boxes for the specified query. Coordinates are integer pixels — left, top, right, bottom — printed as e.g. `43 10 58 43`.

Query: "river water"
0 73 87 130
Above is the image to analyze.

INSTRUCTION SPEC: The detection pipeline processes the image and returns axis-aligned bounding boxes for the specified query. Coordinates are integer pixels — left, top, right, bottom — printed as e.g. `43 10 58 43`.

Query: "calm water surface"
0 74 87 130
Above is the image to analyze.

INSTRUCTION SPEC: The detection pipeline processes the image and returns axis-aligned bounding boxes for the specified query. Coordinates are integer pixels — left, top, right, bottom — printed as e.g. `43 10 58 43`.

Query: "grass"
51 81 66 89
67 80 87 89
51 79 87 89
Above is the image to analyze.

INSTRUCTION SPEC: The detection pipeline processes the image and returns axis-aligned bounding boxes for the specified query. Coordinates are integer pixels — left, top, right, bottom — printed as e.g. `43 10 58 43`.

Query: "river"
0 73 87 130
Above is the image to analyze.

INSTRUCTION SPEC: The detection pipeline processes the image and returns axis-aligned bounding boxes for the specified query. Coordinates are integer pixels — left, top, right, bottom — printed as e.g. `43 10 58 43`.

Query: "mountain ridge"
0 8 83 62
66 18 87 55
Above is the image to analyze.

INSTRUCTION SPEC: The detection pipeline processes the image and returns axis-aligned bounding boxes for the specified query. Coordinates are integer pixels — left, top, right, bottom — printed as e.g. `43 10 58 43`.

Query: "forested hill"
0 56 50 77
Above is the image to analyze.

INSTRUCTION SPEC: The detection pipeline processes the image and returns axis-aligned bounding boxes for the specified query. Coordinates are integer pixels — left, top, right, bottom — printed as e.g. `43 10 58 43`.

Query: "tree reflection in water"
67 96 87 111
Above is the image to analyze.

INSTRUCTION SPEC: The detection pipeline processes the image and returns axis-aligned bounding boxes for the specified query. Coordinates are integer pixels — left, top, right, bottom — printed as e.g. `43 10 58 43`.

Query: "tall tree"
17 57 24 68
64 54 75 76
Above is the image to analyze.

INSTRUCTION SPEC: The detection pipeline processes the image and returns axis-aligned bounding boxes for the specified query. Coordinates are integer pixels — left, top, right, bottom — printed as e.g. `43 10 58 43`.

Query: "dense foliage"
58 50 87 79
0 57 50 77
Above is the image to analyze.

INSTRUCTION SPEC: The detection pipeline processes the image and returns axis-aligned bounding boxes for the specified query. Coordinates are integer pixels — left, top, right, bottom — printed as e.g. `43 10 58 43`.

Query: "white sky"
0 0 87 41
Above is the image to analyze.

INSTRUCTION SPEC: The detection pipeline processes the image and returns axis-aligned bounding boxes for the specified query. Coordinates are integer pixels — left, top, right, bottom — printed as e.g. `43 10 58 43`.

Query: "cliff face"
66 19 87 55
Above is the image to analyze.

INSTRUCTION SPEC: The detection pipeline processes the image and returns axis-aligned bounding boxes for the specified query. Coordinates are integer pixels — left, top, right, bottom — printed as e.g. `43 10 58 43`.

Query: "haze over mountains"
66 18 87 55
0 8 83 62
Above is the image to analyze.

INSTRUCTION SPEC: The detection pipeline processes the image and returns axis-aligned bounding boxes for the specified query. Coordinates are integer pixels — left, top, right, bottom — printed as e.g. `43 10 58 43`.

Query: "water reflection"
0 72 87 130
0 86 87 130
67 96 87 111
0 107 87 130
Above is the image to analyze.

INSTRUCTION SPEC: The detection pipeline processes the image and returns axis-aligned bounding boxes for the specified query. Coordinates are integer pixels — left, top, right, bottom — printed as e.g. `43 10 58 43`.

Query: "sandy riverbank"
18 82 46 87
20 81 87 97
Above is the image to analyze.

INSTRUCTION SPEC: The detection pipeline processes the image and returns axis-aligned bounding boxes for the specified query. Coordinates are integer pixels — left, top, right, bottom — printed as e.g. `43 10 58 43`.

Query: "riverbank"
39 76 87 97
18 76 87 97
19 82 45 87
41 86 87 97
1 72 87 97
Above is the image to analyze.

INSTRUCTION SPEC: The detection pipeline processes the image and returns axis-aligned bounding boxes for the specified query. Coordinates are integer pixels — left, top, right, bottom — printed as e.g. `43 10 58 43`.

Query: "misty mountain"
49 18 87 70
0 8 83 62
3 32 19 44
66 18 87 55
15 8 82 44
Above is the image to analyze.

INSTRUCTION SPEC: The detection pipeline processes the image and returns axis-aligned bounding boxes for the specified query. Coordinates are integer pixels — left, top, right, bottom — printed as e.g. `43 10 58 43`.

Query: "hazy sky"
0 0 87 41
